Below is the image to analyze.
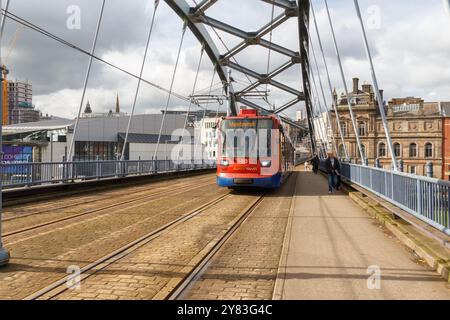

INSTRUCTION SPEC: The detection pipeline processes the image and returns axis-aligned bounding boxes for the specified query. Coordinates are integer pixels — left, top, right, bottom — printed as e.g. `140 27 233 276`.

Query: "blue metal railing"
323 162 450 236
0 159 216 189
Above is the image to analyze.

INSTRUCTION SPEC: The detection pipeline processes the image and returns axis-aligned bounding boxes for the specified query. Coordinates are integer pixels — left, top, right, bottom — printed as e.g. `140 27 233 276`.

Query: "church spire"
115 94 120 113
84 100 92 114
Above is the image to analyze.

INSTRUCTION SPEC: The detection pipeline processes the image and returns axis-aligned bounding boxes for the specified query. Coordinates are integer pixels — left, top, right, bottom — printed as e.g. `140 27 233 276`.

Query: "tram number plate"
234 178 253 185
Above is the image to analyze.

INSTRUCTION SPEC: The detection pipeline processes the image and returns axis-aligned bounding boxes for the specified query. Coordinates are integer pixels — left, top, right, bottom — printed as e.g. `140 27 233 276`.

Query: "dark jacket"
325 157 340 175
311 156 319 167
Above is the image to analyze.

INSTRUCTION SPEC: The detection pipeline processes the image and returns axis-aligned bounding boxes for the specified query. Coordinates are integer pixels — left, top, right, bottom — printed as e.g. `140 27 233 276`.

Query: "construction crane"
2 25 24 125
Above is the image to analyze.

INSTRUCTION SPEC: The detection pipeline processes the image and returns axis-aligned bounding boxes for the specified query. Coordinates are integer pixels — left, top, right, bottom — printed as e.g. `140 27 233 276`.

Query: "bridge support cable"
67 0 106 162
0 0 9 35
120 1 160 161
298 0 318 156
0 0 10 266
323 0 366 165
303 39 338 157
184 47 205 129
353 0 398 171
153 22 188 161
306 66 330 158
300 16 341 159
306 73 328 159
309 0 349 161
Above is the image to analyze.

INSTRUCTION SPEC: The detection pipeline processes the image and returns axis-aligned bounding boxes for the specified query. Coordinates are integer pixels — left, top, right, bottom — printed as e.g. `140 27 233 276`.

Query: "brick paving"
53 194 261 300
183 174 297 300
0 174 226 299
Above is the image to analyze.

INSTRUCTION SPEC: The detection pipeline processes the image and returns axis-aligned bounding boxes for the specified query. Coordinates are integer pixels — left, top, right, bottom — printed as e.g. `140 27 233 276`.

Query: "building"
196 117 219 161
313 112 333 152
6 80 40 124
331 77 444 179
442 102 450 180
2 113 192 163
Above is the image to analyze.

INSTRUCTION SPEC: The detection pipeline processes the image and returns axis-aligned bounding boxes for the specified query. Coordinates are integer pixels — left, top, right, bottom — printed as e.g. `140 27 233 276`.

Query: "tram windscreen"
220 119 273 158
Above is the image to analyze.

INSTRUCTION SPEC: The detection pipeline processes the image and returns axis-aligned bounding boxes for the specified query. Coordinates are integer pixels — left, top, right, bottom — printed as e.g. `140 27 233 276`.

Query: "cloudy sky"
3 0 450 120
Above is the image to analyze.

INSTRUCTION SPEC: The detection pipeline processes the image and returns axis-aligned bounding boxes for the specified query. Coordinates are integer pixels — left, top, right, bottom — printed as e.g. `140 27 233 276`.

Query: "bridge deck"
276 171 450 300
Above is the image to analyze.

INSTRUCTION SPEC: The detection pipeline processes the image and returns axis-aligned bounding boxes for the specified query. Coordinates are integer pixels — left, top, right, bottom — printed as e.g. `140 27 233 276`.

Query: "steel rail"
3 179 217 239
24 192 235 300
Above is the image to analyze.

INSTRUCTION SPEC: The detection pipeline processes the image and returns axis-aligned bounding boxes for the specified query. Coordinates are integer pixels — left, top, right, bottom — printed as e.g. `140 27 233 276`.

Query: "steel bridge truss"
165 0 313 143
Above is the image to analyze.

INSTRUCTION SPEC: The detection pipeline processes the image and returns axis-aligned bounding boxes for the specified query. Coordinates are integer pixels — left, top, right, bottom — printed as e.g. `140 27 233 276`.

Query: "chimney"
352 78 359 93
115 94 120 113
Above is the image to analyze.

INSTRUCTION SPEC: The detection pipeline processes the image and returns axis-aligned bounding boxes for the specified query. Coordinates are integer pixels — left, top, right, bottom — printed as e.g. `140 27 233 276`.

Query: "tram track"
3 175 214 222
24 191 266 300
3 178 216 239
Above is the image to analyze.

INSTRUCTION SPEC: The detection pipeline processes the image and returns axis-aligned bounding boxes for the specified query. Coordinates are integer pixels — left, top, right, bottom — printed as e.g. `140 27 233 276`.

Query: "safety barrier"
0 160 216 189
322 162 450 236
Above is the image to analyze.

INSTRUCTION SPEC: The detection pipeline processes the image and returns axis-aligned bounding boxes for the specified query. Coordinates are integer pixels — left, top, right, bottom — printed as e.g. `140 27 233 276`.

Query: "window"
409 165 417 175
409 143 418 158
340 122 347 136
358 122 366 137
360 144 366 159
394 143 401 158
425 143 433 158
378 143 386 158
338 144 346 159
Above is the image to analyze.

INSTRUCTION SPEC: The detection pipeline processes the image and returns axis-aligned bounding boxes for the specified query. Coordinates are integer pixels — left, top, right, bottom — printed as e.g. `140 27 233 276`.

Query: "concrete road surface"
278 172 450 300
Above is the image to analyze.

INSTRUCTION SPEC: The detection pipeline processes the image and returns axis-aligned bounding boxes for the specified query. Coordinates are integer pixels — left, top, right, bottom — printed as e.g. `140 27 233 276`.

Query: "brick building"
331 78 444 179
442 103 450 180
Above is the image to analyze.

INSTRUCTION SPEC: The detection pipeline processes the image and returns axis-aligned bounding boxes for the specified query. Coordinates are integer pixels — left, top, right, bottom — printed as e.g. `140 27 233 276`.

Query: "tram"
216 109 295 189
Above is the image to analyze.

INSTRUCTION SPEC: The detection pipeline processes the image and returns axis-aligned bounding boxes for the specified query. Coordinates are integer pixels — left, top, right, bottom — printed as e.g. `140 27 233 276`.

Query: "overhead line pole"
121 1 159 161
353 0 398 171
310 0 349 161
324 0 366 165
67 0 106 162
0 0 10 267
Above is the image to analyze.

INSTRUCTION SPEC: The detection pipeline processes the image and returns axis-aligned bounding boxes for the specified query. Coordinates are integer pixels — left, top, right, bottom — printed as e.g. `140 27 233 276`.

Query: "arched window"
394 143 401 158
409 143 418 158
378 143 386 158
358 122 366 137
425 143 433 158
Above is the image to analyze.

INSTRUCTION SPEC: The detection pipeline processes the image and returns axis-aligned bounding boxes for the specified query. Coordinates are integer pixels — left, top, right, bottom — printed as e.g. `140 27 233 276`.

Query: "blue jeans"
328 173 338 192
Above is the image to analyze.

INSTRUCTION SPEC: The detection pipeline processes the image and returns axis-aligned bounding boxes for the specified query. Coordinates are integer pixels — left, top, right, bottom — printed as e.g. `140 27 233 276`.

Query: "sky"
3 0 450 120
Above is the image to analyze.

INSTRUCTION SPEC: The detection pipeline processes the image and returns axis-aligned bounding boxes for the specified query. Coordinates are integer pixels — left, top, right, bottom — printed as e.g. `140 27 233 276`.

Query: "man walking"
325 152 340 194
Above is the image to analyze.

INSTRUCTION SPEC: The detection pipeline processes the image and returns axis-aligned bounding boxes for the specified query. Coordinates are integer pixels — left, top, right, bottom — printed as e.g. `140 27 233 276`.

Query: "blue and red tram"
216 109 295 188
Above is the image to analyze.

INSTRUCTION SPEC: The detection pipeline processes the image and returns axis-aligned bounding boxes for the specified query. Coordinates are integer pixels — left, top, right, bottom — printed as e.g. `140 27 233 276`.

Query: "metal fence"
334 162 450 236
0 160 216 189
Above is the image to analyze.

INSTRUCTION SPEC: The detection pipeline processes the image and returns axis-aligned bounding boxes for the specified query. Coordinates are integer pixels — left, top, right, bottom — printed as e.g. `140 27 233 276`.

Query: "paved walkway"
278 171 450 300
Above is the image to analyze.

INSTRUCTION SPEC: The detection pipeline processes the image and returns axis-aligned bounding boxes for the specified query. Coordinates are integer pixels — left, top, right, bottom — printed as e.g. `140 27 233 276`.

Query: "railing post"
138 156 142 175
417 179 423 215
96 156 100 180
154 156 158 174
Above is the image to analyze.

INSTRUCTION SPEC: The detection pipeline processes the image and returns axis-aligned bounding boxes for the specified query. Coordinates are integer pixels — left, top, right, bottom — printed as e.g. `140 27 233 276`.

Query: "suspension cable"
265 1 276 107
353 0 398 171
1 9 197 107
301 22 339 158
67 0 106 162
153 22 188 160
309 0 349 161
0 0 9 36
120 1 160 161
323 0 366 165
184 46 205 130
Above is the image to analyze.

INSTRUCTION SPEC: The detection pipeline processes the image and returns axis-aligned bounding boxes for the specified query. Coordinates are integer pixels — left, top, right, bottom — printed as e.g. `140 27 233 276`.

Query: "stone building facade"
331 78 443 179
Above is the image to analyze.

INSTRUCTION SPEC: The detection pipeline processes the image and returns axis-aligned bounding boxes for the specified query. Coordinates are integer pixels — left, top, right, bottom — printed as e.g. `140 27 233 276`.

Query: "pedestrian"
325 152 340 194
311 154 320 175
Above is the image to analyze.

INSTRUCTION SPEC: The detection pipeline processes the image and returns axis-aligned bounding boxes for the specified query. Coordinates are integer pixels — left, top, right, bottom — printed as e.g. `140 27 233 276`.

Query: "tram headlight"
261 160 271 167
220 160 229 167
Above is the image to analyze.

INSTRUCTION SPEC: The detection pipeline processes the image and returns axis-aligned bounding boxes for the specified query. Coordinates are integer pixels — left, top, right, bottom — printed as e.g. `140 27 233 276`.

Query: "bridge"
0 0 449 301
